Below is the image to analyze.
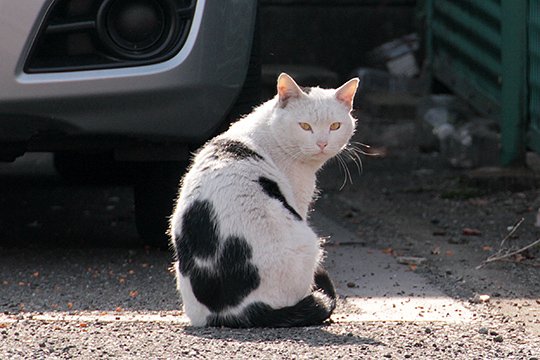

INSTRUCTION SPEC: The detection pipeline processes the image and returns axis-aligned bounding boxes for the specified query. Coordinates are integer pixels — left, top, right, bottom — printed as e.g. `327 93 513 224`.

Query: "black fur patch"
191 236 260 312
206 291 335 328
314 265 336 300
210 139 264 161
174 200 260 312
258 177 302 221
175 200 220 275
206 263 338 328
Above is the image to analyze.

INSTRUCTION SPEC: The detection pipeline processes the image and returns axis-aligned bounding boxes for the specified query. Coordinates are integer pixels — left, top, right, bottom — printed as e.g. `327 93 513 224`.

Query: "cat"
169 73 359 327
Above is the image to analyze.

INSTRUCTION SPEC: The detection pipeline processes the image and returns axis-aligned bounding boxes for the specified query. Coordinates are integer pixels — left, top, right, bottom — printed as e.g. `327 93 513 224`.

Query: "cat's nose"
317 141 328 151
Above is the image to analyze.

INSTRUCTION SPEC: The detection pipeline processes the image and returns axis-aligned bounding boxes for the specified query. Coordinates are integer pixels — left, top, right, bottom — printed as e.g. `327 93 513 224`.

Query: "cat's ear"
335 78 360 109
277 73 304 108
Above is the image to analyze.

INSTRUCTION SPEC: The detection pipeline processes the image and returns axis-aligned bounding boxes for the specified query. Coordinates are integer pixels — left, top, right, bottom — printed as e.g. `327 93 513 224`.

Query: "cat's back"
179 103 275 198
180 135 274 199
172 130 299 230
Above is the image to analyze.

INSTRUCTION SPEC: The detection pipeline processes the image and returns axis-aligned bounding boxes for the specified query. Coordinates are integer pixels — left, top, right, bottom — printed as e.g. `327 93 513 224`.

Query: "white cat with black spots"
170 73 359 327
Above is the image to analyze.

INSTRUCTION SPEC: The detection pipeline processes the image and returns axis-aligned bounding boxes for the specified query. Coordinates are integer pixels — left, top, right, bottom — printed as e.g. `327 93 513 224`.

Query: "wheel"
133 161 186 248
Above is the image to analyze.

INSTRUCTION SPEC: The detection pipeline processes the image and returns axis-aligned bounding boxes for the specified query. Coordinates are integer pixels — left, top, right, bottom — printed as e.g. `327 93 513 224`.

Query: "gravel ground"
1 312 538 359
1 111 540 358
317 111 540 350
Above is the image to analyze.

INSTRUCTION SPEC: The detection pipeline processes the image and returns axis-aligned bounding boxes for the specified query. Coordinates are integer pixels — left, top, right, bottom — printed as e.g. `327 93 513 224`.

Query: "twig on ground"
498 217 525 249
476 239 540 269
476 218 540 269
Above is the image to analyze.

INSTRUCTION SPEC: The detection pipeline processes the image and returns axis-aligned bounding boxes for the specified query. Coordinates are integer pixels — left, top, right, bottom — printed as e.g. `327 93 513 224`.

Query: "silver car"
0 0 260 246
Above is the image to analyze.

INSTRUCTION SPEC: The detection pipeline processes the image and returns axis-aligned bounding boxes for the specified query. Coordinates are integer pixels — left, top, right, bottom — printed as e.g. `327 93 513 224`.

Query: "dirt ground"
316 109 540 338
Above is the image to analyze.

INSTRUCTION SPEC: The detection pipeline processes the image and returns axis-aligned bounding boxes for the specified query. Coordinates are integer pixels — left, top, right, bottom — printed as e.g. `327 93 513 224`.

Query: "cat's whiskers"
272 143 309 170
279 149 306 174
327 142 366 191
348 141 376 156
334 153 352 190
343 145 364 174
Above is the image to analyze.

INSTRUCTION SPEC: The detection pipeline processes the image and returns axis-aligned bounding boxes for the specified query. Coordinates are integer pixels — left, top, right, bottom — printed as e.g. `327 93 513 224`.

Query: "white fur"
170 74 358 326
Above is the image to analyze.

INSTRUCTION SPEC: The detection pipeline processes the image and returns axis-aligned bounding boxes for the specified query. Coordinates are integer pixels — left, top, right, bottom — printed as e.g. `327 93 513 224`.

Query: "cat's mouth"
312 149 332 159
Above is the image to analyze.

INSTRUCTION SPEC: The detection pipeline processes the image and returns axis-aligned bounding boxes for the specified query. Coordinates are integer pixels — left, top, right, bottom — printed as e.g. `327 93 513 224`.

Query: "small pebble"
479 327 489 334
424 327 432 334
493 335 503 343
489 330 498 336
470 294 490 303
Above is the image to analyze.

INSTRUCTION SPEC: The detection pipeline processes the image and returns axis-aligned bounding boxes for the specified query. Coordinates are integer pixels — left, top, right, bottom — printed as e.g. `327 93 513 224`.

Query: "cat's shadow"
183 323 382 347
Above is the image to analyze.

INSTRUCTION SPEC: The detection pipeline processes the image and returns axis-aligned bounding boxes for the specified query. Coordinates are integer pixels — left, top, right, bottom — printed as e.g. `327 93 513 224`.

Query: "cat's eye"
330 122 341 131
299 122 312 131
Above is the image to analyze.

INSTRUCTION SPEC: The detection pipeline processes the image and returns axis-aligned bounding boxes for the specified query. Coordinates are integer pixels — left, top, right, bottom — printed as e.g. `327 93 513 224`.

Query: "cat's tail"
207 266 337 328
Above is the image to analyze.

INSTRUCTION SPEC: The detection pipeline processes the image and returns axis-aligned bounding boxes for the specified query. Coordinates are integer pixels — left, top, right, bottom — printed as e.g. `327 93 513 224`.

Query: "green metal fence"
530 0 540 155
427 0 532 166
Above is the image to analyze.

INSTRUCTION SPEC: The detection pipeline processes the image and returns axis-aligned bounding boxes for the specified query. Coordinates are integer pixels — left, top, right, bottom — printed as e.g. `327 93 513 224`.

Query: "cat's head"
269 73 359 165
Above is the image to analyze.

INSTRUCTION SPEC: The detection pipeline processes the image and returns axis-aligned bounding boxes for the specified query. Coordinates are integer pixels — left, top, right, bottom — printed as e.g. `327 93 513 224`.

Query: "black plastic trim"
24 0 196 73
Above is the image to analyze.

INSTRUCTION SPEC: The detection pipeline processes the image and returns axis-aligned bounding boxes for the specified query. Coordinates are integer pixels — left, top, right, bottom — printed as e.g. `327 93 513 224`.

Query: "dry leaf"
397 256 427 265
463 228 482 236
513 253 526 262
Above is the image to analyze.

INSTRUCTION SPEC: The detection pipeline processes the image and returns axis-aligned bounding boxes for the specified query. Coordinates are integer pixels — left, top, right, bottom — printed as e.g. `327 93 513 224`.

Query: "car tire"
133 161 186 249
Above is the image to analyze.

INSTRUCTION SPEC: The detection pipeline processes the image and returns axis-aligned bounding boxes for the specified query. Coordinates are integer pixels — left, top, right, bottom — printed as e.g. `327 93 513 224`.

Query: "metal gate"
529 0 540 155
427 0 530 166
